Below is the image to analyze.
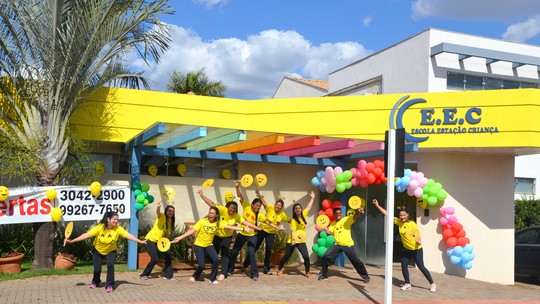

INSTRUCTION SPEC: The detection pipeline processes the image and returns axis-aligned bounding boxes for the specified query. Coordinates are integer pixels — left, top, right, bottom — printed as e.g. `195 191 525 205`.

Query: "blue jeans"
92 249 116 287
193 245 219 281
401 247 433 284
321 244 368 278
278 242 310 273
228 234 258 278
213 235 232 275
140 240 173 278
243 230 275 273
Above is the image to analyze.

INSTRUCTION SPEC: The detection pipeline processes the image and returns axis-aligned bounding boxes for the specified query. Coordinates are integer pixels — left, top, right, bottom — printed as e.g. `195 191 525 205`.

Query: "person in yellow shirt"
318 206 370 283
172 206 245 285
66 211 146 292
276 191 315 278
227 181 281 281
372 199 436 292
139 201 176 280
197 186 251 281
241 187 288 275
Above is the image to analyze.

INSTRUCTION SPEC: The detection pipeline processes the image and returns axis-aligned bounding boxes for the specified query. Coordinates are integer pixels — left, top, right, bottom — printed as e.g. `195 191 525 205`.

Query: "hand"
65 238 71 244
157 201 163 207
255 188 260 196
415 238 422 245
235 180 241 187
256 226 263 231
372 199 379 207
291 241 296 246
243 227 251 233
358 206 365 214
171 237 181 244
140 239 147 245
309 190 315 199
197 189 203 196
277 226 285 231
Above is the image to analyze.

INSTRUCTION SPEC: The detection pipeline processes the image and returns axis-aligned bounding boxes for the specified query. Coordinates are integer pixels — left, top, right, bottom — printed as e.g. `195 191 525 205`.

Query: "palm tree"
168 68 226 97
0 0 173 269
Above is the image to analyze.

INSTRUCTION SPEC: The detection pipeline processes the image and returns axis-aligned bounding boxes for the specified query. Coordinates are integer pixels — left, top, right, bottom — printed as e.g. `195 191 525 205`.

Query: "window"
446 72 539 91
464 75 483 90
484 78 503 90
515 177 535 195
447 72 464 90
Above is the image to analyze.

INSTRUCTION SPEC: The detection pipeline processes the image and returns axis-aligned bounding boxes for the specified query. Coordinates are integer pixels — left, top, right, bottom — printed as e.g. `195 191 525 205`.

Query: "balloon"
132 182 141 190
133 189 142 197
446 237 457 248
445 207 455 215
463 244 474 253
436 189 448 200
311 177 321 187
320 231 328 239
442 228 453 240
141 183 150 192
448 215 457 224
314 224 324 232
317 246 328 257
322 199 332 210
221 168 231 179
312 244 320 252
460 252 472 262
177 164 187 176
50 207 63 222
136 194 145 204
316 215 331 228
457 237 469 247
90 181 102 196
325 235 335 247
452 246 464 257
46 189 57 201
143 199 149 206
446 248 454 257
449 255 461 265
0 186 9 201
148 165 158 177
255 174 268 187
325 208 333 218
461 261 473 270
147 195 155 203
451 222 463 232
455 229 466 238
336 183 346 193
134 203 144 211
332 201 343 209
427 196 438 206
317 238 326 247
414 187 424 198
439 217 448 226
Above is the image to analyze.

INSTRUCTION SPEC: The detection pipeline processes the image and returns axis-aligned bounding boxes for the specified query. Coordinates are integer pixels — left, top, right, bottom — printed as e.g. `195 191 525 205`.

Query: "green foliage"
0 224 34 259
272 230 289 254
167 68 226 97
515 199 540 231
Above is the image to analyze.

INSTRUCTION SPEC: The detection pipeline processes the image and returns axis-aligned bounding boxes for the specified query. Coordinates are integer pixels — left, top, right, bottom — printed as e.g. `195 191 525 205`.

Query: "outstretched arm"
224 224 251 233
372 199 388 216
353 205 365 220
65 232 91 244
255 188 267 207
156 200 163 217
235 180 244 203
264 219 285 231
242 220 263 231
171 228 196 243
197 189 216 207
304 191 316 213
126 233 147 245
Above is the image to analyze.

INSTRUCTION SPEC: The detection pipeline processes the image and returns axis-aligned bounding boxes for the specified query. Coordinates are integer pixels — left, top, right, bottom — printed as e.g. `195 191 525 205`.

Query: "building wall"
273 78 326 99
514 155 540 199
408 152 515 284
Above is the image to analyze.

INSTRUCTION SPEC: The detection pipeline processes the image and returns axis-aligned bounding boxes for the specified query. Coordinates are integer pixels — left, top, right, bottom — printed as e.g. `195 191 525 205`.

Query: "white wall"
514 155 540 199
273 78 326 99
408 152 515 284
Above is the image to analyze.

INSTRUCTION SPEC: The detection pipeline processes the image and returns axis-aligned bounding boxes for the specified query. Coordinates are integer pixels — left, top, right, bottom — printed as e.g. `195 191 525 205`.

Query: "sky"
130 0 540 100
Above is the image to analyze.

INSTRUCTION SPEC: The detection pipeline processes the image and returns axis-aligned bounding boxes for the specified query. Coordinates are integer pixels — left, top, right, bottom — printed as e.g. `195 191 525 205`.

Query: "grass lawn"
0 260 135 282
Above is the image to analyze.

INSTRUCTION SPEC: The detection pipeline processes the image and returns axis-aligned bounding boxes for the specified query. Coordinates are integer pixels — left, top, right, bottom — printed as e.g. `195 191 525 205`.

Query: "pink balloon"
359 168 368 178
409 171 418 180
358 160 367 169
440 207 447 215
409 179 419 190
407 187 415 196
416 171 425 180
334 166 343 175
351 178 359 186
448 215 457 224
314 224 324 232
359 179 368 188
439 217 448 225
419 177 428 187
446 207 455 215
414 187 423 198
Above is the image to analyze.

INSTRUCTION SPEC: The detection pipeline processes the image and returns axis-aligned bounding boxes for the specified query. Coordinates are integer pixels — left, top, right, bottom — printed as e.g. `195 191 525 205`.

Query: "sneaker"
217 274 225 281
276 270 283 276
361 275 370 283
139 275 148 280
105 285 113 293
430 283 437 292
252 276 259 281
189 277 196 282
306 272 313 279
89 283 97 289
226 272 233 277
209 279 219 285
401 283 412 291
318 275 328 281
163 276 177 281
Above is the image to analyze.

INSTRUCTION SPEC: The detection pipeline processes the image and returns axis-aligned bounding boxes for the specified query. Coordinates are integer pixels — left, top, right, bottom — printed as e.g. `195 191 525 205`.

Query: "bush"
515 199 540 231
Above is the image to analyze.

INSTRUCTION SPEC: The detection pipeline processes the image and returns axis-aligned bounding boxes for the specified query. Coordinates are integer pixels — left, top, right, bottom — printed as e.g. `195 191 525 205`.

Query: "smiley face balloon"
148 164 158 177
240 174 253 188
177 164 187 177
255 173 267 187
221 168 231 180
161 186 175 202
316 214 330 228
90 181 102 196
0 186 9 201
224 191 234 203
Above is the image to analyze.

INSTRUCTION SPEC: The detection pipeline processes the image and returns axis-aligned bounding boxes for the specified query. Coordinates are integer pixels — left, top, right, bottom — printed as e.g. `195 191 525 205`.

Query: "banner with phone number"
0 185 131 224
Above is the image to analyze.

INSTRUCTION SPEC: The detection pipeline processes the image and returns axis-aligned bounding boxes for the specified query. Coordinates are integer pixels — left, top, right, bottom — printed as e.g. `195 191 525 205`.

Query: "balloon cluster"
133 182 155 211
440 207 475 270
396 169 447 207
312 231 335 257
351 160 387 187
46 189 63 222
315 199 342 230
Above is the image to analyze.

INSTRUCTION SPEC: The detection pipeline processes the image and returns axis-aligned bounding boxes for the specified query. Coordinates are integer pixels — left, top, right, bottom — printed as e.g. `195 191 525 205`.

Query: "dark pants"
278 242 310 273
401 247 433 284
193 245 219 281
92 249 116 287
321 244 368 278
140 240 173 279
213 235 232 275
228 234 258 278
242 230 275 273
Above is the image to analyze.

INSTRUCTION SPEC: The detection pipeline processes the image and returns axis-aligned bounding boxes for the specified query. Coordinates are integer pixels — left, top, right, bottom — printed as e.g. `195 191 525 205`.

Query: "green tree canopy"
168 68 226 97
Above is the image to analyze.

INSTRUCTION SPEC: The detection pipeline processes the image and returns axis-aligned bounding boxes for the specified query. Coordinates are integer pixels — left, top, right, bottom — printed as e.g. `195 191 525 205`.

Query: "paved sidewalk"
2 264 539 304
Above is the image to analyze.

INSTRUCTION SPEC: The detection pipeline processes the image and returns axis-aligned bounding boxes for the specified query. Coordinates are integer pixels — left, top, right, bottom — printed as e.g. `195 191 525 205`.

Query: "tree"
0 0 173 269
168 68 226 97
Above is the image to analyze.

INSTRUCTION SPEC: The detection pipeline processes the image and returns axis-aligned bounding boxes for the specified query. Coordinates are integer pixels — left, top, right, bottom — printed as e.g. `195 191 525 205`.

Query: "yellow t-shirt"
193 218 218 247
288 209 309 243
239 199 266 237
144 214 171 242
329 215 355 247
394 218 422 250
88 223 129 255
216 205 242 238
260 205 290 234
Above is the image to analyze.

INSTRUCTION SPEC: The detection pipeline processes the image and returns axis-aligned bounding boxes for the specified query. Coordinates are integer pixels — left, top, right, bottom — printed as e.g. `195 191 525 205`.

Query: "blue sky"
132 0 540 99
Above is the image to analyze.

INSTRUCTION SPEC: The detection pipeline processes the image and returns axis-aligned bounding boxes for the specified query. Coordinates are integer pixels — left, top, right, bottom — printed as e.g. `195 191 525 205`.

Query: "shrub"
515 199 540 231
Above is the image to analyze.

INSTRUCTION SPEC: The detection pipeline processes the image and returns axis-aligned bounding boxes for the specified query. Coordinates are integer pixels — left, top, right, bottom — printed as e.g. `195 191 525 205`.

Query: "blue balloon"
446 248 454 257
460 252 471 262
404 168 412 176
401 176 411 187
461 261 473 270
463 244 474 253
452 246 464 257
396 185 407 193
469 252 475 261
450 255 461 265
395 177 402 187
317 170 325 179
311 177 320 187
318 184 326 193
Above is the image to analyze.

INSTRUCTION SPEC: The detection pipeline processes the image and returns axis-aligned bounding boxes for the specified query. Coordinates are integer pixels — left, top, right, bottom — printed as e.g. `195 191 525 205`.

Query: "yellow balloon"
316 214 330 228
90 181 102 196
157 237 171 252
224 191 234 203
417 197 428 209
0 186 9 201
348 196 366 209
148 164 158 177
51 207 63 222
255 173 267 187
240 174 253 188
161 186 175 201
295 230 307 242
221 168 231 179
177 164 187 176
202 179 214 188
46 189 57 201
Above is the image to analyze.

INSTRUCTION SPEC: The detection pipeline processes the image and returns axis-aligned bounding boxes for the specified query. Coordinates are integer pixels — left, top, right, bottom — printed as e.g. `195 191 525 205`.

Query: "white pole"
384 129 396 304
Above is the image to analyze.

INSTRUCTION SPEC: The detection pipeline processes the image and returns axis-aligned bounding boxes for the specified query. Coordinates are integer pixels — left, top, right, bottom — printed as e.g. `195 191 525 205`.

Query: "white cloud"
135 26 371 99
502 15 540 42
363 16 373 27
411 0 540 20
192 0 230 9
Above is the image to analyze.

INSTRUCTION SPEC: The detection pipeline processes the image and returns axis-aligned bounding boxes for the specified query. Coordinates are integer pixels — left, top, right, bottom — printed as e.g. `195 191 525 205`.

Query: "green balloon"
436 189 448 200
147 195 155 203
336 173 345 183
427 196 438 206
143 199 149 206
317 246 328 257
136 194 145 204
320 231 328 238
421 193 429 201
325 235 335 246
141 183 150 192
132 182 141 190
336 183 346 193
344 181 352 189
134 203 144 211
343 170 353 180
142 191 148 198
427 179 435 187
317 238 326 247
133 189 142 197
312 244 319 252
